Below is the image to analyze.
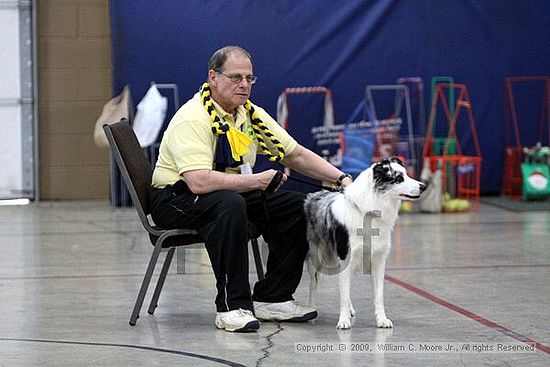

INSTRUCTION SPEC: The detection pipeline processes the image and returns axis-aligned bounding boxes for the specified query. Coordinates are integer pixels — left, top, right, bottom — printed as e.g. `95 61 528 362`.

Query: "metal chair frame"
103 119 264 326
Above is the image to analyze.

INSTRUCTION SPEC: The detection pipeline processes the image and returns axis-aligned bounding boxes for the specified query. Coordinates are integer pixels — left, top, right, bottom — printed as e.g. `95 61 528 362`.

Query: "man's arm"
281 144 352 187
182 169 285 195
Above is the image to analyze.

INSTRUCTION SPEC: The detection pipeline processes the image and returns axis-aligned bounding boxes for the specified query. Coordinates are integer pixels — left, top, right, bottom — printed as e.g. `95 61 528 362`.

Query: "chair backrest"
103 119 153 219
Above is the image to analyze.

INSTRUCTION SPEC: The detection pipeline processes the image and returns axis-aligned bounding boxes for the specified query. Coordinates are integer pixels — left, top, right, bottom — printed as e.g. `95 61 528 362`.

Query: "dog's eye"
394 175 404 183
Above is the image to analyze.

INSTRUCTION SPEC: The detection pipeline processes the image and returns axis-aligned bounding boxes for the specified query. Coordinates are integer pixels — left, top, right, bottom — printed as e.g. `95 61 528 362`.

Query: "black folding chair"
103 119 265 326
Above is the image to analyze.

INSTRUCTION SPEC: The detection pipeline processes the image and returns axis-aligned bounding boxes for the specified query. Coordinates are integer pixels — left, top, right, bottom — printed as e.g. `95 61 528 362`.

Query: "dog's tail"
332 221 349 260
313 220 348 268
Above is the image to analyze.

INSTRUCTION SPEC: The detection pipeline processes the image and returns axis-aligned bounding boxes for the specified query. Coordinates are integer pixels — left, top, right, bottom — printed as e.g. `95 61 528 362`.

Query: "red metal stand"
277 86 335 130
502 76 550 199
424 83 482 210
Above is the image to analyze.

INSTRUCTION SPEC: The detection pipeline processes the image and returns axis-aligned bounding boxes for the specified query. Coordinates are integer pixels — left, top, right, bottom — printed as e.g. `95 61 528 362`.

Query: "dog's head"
371 157 426 200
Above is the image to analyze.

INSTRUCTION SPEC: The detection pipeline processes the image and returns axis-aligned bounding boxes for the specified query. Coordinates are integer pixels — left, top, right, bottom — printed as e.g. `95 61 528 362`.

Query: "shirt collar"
211 99 248 129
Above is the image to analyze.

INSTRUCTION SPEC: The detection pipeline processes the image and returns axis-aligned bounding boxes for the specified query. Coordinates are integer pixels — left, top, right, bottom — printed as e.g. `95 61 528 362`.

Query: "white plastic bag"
419 158 443 213
133 84 167 147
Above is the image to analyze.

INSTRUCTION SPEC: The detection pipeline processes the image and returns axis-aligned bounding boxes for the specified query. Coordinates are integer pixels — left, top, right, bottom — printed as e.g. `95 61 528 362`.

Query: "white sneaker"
254 300 317 322
215 309 259 332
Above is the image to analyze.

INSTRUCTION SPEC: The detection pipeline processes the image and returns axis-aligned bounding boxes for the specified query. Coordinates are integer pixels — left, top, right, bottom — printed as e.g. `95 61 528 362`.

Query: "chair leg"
148 247 175 315
250 237 265 281
129 244 163 326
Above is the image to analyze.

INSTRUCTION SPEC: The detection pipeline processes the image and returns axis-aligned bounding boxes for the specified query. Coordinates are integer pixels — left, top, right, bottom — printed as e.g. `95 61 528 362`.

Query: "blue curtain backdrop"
110 0 550 194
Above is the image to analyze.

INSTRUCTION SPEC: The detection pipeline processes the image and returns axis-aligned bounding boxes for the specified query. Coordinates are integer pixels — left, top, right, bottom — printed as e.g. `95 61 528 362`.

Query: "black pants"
150 181 309 312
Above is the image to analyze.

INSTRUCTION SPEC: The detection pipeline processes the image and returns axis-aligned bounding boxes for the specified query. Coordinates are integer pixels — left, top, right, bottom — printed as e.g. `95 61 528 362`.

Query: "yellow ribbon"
225 126 252 161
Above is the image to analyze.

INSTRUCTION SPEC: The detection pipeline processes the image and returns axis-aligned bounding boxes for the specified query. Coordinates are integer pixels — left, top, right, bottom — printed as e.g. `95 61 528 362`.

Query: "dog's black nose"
419 182 427 192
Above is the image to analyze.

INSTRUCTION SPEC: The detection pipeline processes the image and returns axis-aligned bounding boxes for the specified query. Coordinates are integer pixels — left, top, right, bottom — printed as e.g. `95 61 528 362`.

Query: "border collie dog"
304 157 425 329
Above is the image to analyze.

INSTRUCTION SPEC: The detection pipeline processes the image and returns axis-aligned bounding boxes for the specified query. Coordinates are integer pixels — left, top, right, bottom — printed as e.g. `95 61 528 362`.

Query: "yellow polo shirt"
152 92 297 188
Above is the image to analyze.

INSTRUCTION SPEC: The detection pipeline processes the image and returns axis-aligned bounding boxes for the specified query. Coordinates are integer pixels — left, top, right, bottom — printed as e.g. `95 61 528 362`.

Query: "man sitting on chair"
150 45 352 332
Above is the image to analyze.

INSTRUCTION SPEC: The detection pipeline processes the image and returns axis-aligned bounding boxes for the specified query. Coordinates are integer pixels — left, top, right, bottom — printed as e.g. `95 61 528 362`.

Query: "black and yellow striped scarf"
200 83 285 171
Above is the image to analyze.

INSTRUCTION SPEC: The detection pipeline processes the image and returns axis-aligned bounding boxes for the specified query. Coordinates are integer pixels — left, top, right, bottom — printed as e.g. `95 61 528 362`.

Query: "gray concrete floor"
0 200 548 366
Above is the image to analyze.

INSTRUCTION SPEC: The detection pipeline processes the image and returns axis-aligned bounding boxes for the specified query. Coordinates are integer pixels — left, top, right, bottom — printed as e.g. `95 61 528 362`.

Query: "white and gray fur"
304 157 426 329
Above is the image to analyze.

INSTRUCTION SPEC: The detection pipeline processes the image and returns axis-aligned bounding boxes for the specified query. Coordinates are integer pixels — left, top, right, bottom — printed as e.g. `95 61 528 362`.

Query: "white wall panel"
0 1 35 199
0 7 21 97
0 107 22 195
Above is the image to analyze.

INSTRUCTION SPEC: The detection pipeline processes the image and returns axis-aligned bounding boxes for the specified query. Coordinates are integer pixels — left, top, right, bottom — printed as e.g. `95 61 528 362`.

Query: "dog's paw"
336 316 352 329
376 317 393 328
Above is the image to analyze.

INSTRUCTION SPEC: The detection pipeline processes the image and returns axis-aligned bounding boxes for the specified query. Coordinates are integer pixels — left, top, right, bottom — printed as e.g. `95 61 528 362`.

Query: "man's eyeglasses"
215 70 258 85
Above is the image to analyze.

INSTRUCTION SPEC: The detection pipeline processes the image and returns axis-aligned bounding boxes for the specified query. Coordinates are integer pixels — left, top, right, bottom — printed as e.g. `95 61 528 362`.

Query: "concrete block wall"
37 0 112 199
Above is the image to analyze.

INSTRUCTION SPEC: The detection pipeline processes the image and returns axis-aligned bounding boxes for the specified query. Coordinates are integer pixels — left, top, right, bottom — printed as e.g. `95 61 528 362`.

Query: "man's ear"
208 69 217 86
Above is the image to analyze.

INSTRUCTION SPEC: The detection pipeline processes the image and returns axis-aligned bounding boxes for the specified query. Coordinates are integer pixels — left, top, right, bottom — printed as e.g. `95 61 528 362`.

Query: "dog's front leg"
336 263 353 329
371 250 392 328
306 258 319 308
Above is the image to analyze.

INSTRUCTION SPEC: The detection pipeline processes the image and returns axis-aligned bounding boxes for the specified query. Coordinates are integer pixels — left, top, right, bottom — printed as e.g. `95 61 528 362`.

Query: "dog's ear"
373 159 391 179
390 156 404 167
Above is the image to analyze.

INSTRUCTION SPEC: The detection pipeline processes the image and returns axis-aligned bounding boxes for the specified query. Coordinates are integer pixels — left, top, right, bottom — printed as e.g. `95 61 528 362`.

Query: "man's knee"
277 190 306 210
211 190 247 217
284 190 306 201
283 191 307 220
